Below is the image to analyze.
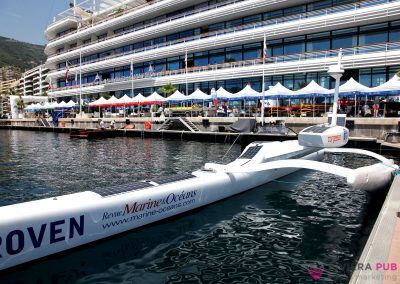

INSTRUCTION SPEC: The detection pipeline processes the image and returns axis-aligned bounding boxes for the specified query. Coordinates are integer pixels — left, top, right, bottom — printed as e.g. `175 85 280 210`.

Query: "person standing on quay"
99 119 105 130
373 97 380 118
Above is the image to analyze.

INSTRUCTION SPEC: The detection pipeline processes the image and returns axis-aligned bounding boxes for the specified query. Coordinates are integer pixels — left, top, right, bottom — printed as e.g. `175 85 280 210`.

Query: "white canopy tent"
229 84 260 117
370 74 400 97
116 95 133 106
294 80 331 117
216 87 233 100
332 77 372 116
186 88 211 102
89 97 108 107
24 103 43 111
260 83 295 117
42 102 54 110
49 102 59 109
143 92 165 105
230 84 260 101
333 77 372 96
104 95 120 107
57 101 68 108
165 90 186 102
294 80 330 97
131 93 146 104
66 100 77 107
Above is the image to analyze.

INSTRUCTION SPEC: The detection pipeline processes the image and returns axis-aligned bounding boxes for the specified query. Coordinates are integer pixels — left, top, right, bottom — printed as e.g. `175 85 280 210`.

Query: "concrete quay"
350 175 400 284
2 116 399 139
1 116 400 153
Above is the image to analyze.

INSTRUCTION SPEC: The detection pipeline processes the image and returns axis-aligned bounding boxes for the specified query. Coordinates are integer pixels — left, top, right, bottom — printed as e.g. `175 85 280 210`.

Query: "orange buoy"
144 120 151 130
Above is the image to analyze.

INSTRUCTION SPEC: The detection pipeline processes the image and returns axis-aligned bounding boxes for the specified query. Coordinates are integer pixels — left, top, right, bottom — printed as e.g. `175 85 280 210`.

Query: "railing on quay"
50 0 397 68
50 41 399 93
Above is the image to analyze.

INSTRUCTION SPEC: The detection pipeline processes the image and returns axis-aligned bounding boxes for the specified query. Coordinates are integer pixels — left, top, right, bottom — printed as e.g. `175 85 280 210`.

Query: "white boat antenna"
328 49 344 126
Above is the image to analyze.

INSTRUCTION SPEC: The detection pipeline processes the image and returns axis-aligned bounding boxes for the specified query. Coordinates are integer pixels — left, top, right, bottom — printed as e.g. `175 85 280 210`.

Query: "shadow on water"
0 130 393 284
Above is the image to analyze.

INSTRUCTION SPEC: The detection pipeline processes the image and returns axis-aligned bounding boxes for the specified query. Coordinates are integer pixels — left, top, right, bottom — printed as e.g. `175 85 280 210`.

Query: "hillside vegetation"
0 36 46 70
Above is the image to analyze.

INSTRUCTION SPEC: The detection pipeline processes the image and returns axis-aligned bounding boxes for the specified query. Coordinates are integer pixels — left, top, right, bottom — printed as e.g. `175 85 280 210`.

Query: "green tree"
100 92 111 99
16 95 24 112
159 82 177 96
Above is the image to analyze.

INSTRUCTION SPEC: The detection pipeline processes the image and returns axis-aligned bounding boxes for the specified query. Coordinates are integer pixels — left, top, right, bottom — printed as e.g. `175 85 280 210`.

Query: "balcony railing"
48 0 243 44
51 0 396 68
51 41 399 92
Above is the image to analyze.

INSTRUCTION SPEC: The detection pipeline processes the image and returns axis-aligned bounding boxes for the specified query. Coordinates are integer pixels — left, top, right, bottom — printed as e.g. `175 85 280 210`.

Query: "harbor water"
0 130 392 283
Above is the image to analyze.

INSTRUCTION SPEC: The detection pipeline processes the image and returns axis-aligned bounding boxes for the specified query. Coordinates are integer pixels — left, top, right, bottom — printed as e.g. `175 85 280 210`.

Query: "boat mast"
328 49 344 126
261 33 266 126
79 47 82 117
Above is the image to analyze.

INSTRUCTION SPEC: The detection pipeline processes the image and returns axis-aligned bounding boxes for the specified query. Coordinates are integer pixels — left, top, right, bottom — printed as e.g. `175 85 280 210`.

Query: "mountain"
0 36 46 70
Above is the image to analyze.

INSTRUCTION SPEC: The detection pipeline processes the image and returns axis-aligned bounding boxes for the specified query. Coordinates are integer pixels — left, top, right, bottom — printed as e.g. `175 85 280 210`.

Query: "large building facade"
0 79 19 116
45 0 400 101
19 65 49 97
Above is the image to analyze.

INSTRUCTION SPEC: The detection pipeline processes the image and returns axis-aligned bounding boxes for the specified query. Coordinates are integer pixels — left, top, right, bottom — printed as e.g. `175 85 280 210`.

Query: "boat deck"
349 175 400 284
91 173 196 197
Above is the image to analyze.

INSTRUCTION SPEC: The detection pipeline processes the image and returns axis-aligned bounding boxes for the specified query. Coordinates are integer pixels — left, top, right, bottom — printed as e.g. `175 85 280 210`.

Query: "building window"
194 56 209 67
306 39 330 52
209 54 225 64
359 31 387 45
97 33 107 40
167 61 180 71
284 42 305 55
225 79 243 93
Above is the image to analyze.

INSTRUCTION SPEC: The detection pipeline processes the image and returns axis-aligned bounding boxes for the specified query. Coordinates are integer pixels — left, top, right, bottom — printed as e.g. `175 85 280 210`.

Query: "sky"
0 0 71 45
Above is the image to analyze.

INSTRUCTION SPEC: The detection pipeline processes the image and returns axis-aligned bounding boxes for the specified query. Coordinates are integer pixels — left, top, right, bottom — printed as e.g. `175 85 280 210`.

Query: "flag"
75 72 78 87
65 62 69 84
211 88 218 110
130 60 134 78
263 34 267 64
94 73 100 82
185 49 188 72
147 64 154 77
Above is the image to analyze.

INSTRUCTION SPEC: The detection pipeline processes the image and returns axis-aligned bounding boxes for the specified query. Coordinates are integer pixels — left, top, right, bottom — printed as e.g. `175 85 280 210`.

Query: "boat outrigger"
0 52 397 271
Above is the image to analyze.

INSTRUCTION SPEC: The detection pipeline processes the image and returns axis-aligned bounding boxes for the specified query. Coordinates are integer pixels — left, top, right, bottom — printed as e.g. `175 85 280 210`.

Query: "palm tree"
160 83 177 96
16 95 24 112
100 92 111 99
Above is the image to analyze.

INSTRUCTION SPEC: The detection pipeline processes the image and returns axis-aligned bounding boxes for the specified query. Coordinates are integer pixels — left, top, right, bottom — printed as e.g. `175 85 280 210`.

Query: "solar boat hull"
0 141 319 271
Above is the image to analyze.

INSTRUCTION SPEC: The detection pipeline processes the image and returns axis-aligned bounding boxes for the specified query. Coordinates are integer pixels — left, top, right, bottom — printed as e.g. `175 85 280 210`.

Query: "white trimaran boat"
0 52 397 271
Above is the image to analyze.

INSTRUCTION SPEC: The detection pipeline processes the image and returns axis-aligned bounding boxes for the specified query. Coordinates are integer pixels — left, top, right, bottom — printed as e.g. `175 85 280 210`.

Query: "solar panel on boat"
239 145 262 159
92 181 153 197
150 173 196 185
328 116 346 127
302 125 330 133
92 173 196 197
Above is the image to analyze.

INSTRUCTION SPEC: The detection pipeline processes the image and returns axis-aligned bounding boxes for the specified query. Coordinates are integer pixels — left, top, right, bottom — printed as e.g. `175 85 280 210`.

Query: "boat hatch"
239 145 263 159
